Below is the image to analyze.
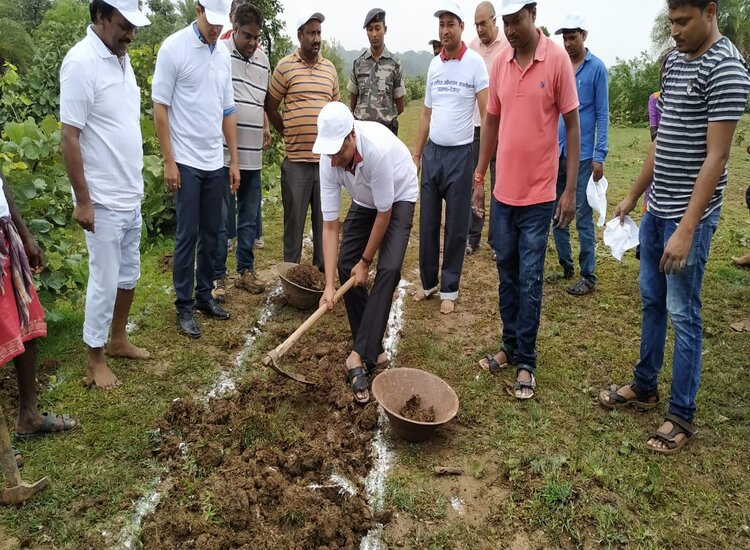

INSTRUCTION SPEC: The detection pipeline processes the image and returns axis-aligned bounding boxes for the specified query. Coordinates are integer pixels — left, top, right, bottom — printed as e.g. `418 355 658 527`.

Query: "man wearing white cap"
413 2 489 315
316 102 417 404
152 0 240 338
60 0 151 389
265 12 340 272
547 14 609 296
474 1 580 400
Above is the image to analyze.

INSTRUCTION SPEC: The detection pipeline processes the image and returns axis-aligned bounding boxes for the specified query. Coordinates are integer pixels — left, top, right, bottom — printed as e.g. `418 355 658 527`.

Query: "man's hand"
74 201 95 233
660 227 693 274
555 189 575 228
592 161 604 182
263 127 272 149
471 182 485 219
229 162 240 194
320 284 336 310
412 154 422 176
164 160 180 192
351 260 369 287
613 195 638 224
21 234 45 273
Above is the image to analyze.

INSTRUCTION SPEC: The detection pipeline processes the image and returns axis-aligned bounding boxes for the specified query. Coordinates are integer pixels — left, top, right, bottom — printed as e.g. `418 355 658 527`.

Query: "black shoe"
194 299 230 320
177 311 201 338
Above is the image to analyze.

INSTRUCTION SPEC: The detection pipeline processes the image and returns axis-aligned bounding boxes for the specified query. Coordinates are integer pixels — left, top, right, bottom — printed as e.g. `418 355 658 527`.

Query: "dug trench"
140 307 391 549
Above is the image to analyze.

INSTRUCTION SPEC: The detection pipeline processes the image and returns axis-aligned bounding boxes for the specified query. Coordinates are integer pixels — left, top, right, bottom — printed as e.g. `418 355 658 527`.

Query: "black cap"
428 39 441 46
363 8 385 28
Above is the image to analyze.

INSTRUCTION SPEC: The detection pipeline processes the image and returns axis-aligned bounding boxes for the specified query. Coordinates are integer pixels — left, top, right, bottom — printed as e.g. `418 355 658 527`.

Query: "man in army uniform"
348 8 405 135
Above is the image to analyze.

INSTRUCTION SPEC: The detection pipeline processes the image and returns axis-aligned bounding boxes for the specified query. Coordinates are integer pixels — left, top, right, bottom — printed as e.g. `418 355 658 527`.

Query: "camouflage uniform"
347 48 405 131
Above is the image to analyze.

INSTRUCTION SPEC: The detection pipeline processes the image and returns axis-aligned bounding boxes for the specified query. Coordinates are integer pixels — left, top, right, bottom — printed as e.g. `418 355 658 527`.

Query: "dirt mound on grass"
141 324 383 549
285 264 326 291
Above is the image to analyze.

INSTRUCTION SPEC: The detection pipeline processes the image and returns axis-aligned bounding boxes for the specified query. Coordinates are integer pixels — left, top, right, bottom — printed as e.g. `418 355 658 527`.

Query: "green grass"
1 103 749 548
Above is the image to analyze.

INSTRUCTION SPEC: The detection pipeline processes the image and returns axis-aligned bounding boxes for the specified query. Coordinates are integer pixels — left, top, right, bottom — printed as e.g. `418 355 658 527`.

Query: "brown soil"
286 264 326 291
399 394 435 422
141 320 384 549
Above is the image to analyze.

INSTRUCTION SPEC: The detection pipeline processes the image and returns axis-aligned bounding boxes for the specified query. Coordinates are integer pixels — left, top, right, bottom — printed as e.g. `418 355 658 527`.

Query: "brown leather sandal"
598 382 659 411
645 413 697 455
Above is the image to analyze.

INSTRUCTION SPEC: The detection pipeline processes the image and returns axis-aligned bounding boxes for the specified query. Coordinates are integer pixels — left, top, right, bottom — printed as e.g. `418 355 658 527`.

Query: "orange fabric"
0 241 46 366
487 31 579 206
268 50 340 162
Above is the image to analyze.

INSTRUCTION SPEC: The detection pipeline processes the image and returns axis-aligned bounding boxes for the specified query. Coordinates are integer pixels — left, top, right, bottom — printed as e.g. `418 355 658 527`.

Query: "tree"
0 0 35 70
19 0 53 31
608 52 661 125
175 0 197 26
133 0 182 47
651 0 750 58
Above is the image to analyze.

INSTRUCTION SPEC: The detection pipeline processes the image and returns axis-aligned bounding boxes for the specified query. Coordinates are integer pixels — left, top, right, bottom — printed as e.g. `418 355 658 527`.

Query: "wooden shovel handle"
269 276 357 361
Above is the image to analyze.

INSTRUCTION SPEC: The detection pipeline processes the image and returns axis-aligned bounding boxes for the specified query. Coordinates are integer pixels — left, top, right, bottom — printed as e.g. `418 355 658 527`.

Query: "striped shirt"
221 36 269 170
651 37 750 220
268 50 340 163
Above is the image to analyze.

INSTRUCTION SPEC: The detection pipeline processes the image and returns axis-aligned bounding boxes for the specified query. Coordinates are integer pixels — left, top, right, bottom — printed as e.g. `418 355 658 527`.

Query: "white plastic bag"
586 174 608 227
603 216 639 261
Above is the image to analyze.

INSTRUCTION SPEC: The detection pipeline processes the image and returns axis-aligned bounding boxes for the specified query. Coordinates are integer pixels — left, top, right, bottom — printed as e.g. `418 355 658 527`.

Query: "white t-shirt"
320 121 418 222
152 24 235 171
425 44 489 146
0 174 10 219
60 26 144 210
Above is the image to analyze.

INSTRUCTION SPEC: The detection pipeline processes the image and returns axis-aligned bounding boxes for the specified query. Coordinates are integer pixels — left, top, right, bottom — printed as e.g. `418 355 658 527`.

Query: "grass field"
1 102 749 549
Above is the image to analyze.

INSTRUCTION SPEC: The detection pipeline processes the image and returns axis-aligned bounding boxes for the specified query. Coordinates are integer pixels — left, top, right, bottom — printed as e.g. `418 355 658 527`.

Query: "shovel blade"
262 354 315 386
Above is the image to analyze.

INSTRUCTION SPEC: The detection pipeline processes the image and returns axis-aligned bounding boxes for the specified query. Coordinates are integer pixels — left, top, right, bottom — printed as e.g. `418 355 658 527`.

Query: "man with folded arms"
60 0 152 389
316 102 417 404
152 0 240 338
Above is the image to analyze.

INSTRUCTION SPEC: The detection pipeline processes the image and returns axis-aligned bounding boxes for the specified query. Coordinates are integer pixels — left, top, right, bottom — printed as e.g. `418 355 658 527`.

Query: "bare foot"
440 299 455 314
84 349 121 390
108 340 151 360
413 288 431 302
376 352 388 366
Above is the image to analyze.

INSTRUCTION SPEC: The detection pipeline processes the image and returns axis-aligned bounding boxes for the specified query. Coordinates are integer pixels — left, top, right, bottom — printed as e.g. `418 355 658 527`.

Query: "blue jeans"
552 156 596 281
492 200 555 371
634 209 720 423
173 164 225 312
213 168 262 279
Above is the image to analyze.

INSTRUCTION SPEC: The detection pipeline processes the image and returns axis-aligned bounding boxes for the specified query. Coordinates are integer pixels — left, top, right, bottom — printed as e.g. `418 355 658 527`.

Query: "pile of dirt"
285 264 326 291
141 321 385 549
399 394 435 423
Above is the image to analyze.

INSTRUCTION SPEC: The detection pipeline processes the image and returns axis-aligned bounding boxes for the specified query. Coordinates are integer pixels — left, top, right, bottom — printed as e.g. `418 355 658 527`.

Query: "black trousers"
419 140 473 299
338 201 415 365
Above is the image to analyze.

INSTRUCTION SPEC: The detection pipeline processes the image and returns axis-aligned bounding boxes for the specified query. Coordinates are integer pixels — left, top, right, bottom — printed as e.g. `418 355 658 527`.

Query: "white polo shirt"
60 26 144 211
320 121 418 222
425 42 489 146
152 24 235 171
0 175 9 218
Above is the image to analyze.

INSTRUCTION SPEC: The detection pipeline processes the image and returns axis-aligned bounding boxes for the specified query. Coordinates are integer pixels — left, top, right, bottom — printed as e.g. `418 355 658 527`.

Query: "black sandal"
599 382 659 411
646 413 697 454
347 365 370 405
478 350 509 373
509 365 536 400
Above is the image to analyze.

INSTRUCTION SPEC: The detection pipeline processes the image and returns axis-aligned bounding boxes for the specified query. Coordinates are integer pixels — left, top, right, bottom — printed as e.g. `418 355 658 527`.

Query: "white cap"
99 0 150 27
555 13 587 35
313 102 354 155
498 0 536 17
434 2 464 22
296 11 325 30
199 0 231 27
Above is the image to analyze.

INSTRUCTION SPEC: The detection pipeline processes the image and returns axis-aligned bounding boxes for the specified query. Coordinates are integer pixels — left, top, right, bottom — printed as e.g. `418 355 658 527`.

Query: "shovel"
0 407 50 505
262 275 357 385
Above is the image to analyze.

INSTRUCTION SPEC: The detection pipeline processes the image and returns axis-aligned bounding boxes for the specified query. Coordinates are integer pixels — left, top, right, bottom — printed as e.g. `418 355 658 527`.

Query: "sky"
279 0 666 67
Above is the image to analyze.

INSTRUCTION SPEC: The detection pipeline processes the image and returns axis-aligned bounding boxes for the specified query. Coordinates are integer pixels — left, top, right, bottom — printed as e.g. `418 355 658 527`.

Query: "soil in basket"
399 394 436 422
286 264 326 291
141 323 388 549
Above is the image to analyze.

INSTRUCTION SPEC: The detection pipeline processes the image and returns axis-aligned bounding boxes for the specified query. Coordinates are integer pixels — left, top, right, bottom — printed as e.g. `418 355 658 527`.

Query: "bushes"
406 75 426 102
608 53 660 126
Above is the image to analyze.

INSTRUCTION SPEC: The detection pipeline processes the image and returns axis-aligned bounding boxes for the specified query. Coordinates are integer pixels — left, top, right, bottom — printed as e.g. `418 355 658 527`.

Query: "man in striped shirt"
264 12 340 270
599 0 750 454
212 3 269 298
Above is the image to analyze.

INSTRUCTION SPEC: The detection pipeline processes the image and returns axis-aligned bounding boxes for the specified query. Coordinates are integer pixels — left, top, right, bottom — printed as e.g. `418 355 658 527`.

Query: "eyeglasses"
475 17 495 29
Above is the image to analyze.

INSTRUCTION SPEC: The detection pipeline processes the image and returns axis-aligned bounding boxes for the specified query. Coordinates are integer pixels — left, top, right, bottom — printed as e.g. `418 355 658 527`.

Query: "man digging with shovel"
315 102 418 404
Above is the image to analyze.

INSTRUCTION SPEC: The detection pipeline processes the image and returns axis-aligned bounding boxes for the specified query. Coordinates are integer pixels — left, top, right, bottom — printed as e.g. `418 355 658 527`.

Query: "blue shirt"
558 49 608 163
